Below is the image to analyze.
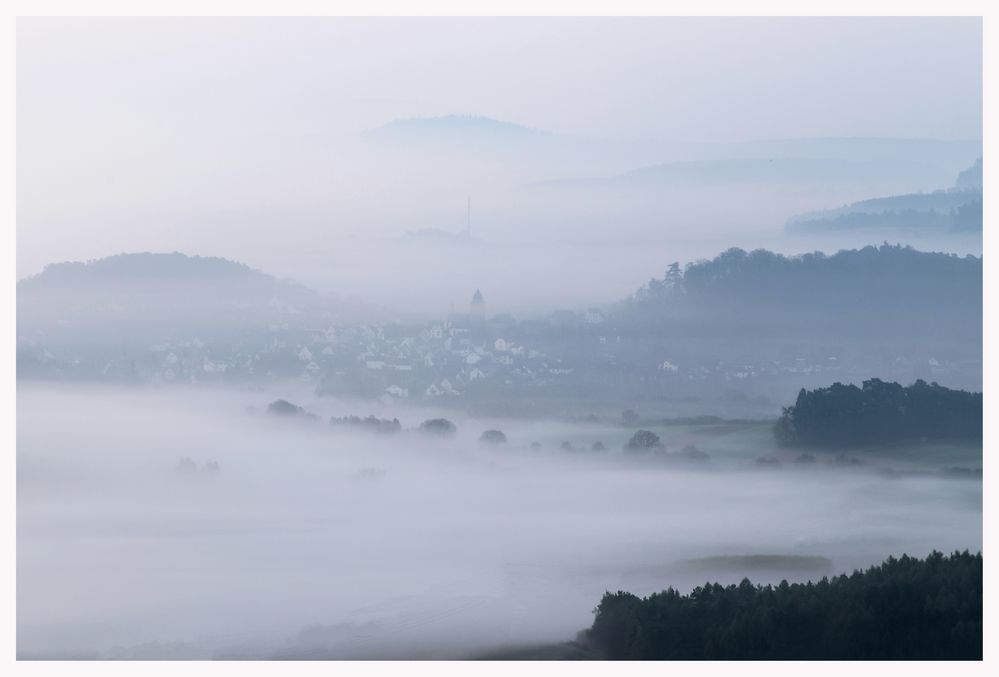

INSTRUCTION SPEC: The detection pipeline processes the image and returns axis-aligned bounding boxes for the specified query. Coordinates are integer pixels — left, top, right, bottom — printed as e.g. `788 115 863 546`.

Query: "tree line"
774 378 982 448
623 245 982 338
585 550 981 660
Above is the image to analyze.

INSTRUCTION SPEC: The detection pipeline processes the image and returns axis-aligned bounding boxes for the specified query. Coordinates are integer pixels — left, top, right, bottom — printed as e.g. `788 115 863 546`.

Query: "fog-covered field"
17 383 982 659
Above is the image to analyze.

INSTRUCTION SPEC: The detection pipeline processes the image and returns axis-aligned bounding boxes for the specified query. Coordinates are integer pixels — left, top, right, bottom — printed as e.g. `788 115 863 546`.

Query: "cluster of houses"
17 287 970 403
76 290 567 402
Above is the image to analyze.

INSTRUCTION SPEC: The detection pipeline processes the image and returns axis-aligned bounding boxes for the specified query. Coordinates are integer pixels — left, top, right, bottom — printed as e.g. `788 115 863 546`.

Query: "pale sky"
18 17 982 141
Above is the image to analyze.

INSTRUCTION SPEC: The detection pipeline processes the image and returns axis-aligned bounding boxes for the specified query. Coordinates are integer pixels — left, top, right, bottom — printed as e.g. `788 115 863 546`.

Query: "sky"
17 17 983 141
16 16 984 310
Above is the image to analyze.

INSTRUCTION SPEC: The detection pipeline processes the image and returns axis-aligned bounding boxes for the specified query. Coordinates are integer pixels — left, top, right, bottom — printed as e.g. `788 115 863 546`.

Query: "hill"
584 551 981 660
620 244 982 339
17 252 337 352
786 158 983 233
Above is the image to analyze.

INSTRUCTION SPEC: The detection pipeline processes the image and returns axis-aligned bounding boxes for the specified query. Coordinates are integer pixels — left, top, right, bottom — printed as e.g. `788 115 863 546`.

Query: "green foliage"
587 551 982 660
775 378 982 448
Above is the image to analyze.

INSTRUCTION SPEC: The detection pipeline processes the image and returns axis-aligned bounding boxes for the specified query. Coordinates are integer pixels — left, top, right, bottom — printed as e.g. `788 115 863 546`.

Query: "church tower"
470 288 485 320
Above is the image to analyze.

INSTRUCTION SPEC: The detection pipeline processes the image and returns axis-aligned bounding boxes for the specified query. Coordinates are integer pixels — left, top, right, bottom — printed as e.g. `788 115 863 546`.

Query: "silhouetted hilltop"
18 252 268 289
363 115 555 154
954 157 982 189
786 158 983 233
17 252 337 348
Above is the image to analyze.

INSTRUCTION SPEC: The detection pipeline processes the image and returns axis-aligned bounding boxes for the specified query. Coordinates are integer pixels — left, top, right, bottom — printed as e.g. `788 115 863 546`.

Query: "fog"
17 383 982 659
15 15 984 661
17 17 983 314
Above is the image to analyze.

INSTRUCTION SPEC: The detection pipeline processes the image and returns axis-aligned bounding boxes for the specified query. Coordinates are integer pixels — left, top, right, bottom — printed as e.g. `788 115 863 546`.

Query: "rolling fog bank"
17 383 982 659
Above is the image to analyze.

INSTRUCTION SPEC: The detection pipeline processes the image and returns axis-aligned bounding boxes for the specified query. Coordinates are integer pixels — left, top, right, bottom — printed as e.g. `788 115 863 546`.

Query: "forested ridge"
585 551 982 660
630 244 980 311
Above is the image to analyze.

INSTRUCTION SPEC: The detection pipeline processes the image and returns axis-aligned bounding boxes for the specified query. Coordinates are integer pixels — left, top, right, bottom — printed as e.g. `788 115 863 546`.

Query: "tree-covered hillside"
785 157 983 233
621 244 981 340
586 551 982 660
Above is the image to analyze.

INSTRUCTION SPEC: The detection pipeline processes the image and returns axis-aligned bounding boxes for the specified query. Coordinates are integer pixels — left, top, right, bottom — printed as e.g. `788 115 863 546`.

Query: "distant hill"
955 157 983 189
786 158 983 233
619 244 982 340
363 115 554 153
19 252 270 289
17 252 337 347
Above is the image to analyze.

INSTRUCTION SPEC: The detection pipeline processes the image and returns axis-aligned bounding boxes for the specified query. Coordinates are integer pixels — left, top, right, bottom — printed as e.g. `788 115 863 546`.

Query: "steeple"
470 288 485 319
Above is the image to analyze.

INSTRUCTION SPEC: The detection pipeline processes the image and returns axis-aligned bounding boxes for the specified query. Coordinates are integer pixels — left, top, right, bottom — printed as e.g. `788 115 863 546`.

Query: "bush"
267 399 305 416
479 429 508 445
419 418 457 437
624 429 662 452
669 444 709 463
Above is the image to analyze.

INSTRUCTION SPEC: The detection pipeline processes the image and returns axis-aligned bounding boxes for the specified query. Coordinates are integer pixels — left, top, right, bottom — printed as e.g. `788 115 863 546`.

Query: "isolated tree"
267 399 305 416
625 429 662 452
479 429 508 445
674 444 709 462
664 261 683 292
419 418 457 437
175 457 197 476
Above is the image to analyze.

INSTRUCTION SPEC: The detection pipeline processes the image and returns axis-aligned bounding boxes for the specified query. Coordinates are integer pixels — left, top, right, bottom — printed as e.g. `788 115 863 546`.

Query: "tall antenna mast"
466 195 471 238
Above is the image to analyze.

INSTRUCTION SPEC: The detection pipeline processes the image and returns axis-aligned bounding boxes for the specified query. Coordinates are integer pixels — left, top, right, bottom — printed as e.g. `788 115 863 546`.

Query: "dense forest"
631 244 981 312
774 378 982 448
585 551 982 660
621 244 982 342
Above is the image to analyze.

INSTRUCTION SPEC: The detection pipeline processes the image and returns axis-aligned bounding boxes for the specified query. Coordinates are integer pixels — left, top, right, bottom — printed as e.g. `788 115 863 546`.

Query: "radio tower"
466 195 471 238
